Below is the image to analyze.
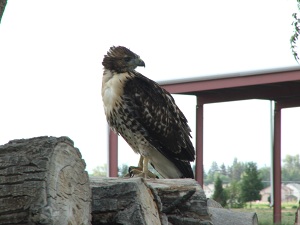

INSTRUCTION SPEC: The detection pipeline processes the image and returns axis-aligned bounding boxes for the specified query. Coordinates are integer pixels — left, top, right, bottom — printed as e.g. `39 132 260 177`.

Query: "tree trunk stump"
90 177 163 225
146 179 212 225
207 199 258 225
208 207 258 225
0 136 91 225
90 177 212 225
90 177 260 225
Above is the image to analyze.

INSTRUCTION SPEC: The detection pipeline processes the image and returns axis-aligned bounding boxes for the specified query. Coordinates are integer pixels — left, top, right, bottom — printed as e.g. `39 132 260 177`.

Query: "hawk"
102 46 195 178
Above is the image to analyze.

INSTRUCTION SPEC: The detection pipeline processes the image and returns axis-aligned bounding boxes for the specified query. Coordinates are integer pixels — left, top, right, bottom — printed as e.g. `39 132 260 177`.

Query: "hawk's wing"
123 72 195 165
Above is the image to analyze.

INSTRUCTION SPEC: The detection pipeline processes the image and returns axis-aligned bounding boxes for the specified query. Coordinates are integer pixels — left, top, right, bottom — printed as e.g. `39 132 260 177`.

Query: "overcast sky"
0 1 299 173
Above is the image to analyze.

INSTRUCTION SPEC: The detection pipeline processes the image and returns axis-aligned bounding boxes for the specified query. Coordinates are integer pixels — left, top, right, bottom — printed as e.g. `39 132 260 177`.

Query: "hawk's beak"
136 59 145 67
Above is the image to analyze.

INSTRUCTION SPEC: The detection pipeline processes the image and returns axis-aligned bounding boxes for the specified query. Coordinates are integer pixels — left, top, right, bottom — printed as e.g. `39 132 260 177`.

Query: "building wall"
286 183 300 202
259 184 298 203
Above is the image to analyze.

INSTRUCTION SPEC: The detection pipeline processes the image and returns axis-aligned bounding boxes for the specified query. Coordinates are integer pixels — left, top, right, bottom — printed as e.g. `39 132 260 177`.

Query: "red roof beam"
276 96 300 109
160 70 300 95
195 83 300 104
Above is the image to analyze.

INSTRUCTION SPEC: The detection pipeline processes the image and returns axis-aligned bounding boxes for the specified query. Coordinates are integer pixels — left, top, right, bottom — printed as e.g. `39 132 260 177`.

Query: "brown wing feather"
123 72 195 163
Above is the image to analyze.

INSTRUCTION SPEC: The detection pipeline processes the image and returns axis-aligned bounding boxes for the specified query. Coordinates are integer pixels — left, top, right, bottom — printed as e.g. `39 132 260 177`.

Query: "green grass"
231 202 298 225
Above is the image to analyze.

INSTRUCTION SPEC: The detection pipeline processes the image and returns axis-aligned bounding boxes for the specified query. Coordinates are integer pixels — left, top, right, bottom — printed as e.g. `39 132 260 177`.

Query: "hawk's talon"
127 166 159 179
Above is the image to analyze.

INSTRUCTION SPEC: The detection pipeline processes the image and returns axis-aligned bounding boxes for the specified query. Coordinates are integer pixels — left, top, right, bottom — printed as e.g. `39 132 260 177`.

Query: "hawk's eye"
124 57 131 62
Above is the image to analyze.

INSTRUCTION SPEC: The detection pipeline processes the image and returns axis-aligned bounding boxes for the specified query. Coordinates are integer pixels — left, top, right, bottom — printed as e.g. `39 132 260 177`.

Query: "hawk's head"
102 46 145 73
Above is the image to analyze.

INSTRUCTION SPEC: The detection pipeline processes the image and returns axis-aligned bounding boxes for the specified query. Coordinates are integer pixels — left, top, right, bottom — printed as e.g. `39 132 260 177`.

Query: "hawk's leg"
128 156 158 178
138 154 144 168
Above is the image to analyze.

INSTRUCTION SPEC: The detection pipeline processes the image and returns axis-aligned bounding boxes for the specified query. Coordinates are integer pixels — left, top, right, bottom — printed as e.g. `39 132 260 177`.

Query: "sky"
0 1 299 174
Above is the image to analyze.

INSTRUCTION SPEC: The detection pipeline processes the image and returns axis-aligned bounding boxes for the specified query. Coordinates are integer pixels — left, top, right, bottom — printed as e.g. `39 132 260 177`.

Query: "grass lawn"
231 202 298 225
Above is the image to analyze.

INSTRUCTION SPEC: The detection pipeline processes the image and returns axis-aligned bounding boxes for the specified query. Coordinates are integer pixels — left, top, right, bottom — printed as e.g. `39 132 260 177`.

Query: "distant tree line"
203 154 300 187
207 161 263 208
89 164 130 177
204 154 300 208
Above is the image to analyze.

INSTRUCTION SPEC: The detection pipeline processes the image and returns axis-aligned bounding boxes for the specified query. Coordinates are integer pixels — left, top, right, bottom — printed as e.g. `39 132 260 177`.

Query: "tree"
291 1 300 62
240 162 263 207
259 155 300 184
212 176 228 207
282 154 300 182
205 161 220 184
209 161 219 172
220 163 227 175
118 164 129 177
90 164 108 177
225 181 243 208
228 158 245 182
258 166 271 188
0 0 7 24
283 154 300 168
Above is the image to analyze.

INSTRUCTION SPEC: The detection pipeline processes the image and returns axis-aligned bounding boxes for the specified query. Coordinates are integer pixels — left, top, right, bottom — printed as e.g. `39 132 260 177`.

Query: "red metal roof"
159 65 300 106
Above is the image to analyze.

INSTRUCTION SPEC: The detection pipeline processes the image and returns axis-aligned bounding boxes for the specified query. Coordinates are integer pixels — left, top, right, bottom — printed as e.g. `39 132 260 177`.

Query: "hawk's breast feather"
102 70 131 120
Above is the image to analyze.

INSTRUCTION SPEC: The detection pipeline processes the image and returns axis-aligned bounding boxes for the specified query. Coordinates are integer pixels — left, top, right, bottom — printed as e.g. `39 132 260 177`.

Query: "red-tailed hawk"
102 46 195 178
